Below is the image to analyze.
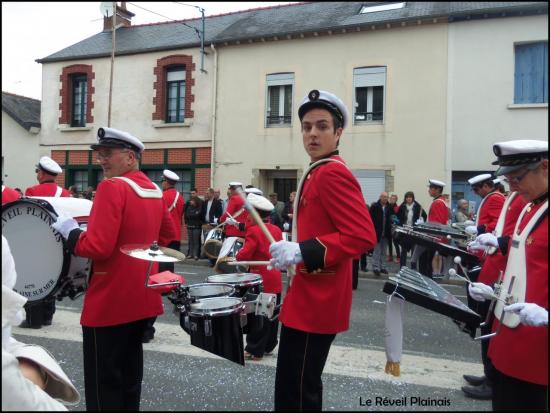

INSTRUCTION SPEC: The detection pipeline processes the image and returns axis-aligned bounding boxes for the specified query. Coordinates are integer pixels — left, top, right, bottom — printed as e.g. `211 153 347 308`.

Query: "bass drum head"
2 199 64 302
188 297 243 316
207 273 262 287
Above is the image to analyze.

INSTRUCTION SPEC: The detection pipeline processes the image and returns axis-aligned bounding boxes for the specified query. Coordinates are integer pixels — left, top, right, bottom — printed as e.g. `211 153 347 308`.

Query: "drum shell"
202 228 223 259
187 283 235 300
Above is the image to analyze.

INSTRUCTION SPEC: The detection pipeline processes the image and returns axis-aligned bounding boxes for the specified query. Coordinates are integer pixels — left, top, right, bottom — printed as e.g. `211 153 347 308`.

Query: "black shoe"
373 270 381 276
360 267 367 272
461 382 492 400
43 319 52 326
142 335 153 343
18 320 42 329
380 269 388 275
463 374 486 386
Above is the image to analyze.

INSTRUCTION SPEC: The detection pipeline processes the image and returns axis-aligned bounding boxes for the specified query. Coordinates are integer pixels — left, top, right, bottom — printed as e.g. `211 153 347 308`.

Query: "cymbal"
120 243 186 263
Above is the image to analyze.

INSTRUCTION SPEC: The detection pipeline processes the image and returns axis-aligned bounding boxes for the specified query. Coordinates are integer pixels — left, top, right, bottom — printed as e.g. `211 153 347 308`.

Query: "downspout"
210 43 218 186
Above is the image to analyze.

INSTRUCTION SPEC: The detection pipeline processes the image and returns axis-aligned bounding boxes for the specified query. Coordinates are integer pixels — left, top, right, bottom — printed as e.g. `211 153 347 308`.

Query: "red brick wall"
51 150 66 165
167 148 192 164
195 168 211 194
59 64 95 124
195 147 211 164
152 55 195 121
68 150 89 165
55 173 66 187
141 149 164 164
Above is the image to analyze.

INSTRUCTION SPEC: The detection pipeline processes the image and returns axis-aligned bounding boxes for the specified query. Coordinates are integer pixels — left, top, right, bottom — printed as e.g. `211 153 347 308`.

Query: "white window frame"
353 66 387 124
360 2 405 14
265 73 294 128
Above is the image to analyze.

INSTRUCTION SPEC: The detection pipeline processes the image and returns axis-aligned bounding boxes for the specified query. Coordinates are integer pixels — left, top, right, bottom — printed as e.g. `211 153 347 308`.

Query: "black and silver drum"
2 197 92 302
214 237 247 273
180 297 245 365
202 228 224 259
187 283 235 300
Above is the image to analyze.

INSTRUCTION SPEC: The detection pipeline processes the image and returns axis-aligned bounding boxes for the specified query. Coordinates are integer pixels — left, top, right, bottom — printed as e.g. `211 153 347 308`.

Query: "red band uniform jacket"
2 186 21 204
279 155 377 334
476 191 505 234
73 171 177 327
25 182 70 197
163 188 184 242
478 194 526 285
488 201 548 385
219 195 248 237
428 197 448 225
236 223 283 294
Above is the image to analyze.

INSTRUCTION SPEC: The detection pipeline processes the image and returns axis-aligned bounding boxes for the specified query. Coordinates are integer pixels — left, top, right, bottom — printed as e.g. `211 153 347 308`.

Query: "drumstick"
227 261 271 266
235 188 276 244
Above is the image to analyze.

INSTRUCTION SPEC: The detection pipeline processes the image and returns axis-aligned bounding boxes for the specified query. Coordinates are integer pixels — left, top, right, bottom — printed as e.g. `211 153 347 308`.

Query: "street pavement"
12 257 491 411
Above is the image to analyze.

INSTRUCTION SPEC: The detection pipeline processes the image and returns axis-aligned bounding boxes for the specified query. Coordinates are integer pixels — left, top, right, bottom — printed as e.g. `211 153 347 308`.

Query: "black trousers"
352 259 359 290
245 293 281 357
274 325 336 411
82 318 148 411
360 253 367 271
476 300 496 382
492 369 547 411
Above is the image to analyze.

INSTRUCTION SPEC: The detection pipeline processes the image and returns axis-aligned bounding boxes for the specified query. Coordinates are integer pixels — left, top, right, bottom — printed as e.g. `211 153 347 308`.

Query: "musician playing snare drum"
235 193 283 361
468 140 548 411
269 90 377 411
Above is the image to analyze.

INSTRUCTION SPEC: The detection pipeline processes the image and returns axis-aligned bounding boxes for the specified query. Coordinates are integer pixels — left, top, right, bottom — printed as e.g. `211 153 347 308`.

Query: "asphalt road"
13 260 491 411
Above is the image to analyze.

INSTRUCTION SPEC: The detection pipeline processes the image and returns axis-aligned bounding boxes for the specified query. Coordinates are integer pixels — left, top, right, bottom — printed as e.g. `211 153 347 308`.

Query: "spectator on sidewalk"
397 191 426 268
388 194 401 262
369 192 391 276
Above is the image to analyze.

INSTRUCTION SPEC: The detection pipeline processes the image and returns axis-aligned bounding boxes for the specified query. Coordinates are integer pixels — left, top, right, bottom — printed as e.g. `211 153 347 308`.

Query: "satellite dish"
100 2 114 18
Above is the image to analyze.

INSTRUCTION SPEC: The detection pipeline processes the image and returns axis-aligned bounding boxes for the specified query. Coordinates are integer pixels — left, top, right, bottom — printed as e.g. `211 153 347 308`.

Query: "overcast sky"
1 2 298 100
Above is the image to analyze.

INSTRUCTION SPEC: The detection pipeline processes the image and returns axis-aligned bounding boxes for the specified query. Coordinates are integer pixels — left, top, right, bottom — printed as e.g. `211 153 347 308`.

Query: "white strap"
168 191 180 212
2 185 5 193
112 176 162 199
54 186 63 197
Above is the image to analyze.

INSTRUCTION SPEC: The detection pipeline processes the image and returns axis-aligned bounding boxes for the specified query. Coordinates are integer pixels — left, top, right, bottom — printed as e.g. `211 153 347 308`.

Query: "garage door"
352 169 386 206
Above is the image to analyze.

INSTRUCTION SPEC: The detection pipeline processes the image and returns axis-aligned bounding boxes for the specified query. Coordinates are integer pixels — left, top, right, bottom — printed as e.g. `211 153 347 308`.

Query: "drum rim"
206 273 262 286
188 296 244 316
187 282 235 298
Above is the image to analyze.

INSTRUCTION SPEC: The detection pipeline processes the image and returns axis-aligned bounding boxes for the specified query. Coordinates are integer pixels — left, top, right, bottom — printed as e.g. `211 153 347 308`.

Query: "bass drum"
2 197 92 302
202 227 224 259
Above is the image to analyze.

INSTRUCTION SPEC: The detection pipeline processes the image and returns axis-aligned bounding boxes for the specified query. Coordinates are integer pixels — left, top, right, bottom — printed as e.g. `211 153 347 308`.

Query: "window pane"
167 67 185 81
514 42 547 104
71 75 87 127
267 86 281 124
372 86 384 121
73 170 88 192
355 87 368 120
283 85 292 122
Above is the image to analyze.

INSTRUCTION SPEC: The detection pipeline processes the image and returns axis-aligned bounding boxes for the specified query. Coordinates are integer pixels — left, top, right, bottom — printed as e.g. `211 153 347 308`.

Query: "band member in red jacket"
269 89 376 411
25 156 70 197
465 173 506 237
20 156 69 329
51 127 177 411
468 140 548 411
2 184 21 204
235 193 283 361
219 182 248 238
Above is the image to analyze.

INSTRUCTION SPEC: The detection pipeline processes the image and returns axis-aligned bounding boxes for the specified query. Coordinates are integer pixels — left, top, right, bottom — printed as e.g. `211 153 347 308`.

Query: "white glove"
477 233 499 247
51 213 79 239
415 217 424 225
283 222 290 231
213 217 218 224
269 240 303 270
504 303 548 327
225 217 239 227
463 220 475 227
465 225 478 236
468 282 494 302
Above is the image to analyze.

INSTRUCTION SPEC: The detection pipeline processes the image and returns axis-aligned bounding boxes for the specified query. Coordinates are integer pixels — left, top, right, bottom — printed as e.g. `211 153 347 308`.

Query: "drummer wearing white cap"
50 126 177 411
269 90 376 411
235 193 283 361
467 139 548 411
20 156 71 329
219 181 249 238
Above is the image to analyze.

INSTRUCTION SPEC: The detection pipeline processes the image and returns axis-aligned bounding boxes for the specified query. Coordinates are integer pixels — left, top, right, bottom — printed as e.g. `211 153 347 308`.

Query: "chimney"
103 2 135 31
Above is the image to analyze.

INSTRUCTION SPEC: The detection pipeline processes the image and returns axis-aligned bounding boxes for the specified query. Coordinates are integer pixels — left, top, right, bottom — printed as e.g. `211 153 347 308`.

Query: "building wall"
1 111 40 190
448 15 548 172
214 22 449 208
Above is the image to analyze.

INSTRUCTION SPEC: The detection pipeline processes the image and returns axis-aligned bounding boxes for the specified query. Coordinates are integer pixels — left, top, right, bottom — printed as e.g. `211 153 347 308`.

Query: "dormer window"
360 2 405 14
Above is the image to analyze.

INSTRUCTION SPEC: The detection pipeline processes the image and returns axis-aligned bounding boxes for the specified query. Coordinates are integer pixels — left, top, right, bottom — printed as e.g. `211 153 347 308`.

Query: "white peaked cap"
37 156 62 175
245 187 263 196
163 169 180 182
468 173 493 186
428 179 446 188
247 193 274 212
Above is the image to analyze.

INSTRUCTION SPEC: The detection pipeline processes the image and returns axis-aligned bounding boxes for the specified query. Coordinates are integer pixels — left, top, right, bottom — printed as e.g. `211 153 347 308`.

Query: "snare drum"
2 197 92 302
181 297 245 365
207 273 264 334
214 236 247 273
187 283 235 300
203 227 224 259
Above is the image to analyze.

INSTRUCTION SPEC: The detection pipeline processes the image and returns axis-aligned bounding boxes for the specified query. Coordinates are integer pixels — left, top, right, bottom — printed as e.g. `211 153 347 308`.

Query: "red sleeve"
24 186 35 196
428 199 448 225
480 194 505 233
235 227 259 261
220 196 244 223
158 204 178 246
315 166 377 268
75 180 124 260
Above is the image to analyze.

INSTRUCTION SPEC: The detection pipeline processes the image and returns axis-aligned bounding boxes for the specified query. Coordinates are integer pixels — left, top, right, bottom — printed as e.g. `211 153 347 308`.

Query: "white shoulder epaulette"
112 176 162 199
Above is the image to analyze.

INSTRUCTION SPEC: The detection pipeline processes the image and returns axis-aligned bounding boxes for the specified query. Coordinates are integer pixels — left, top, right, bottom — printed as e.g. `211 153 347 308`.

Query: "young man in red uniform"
465 173 506 238
19 156 69 329
51 127 177 411
468 140 547 411
219 182 249 238
269 89 377 411
25 156 71 197
235 192 283 361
